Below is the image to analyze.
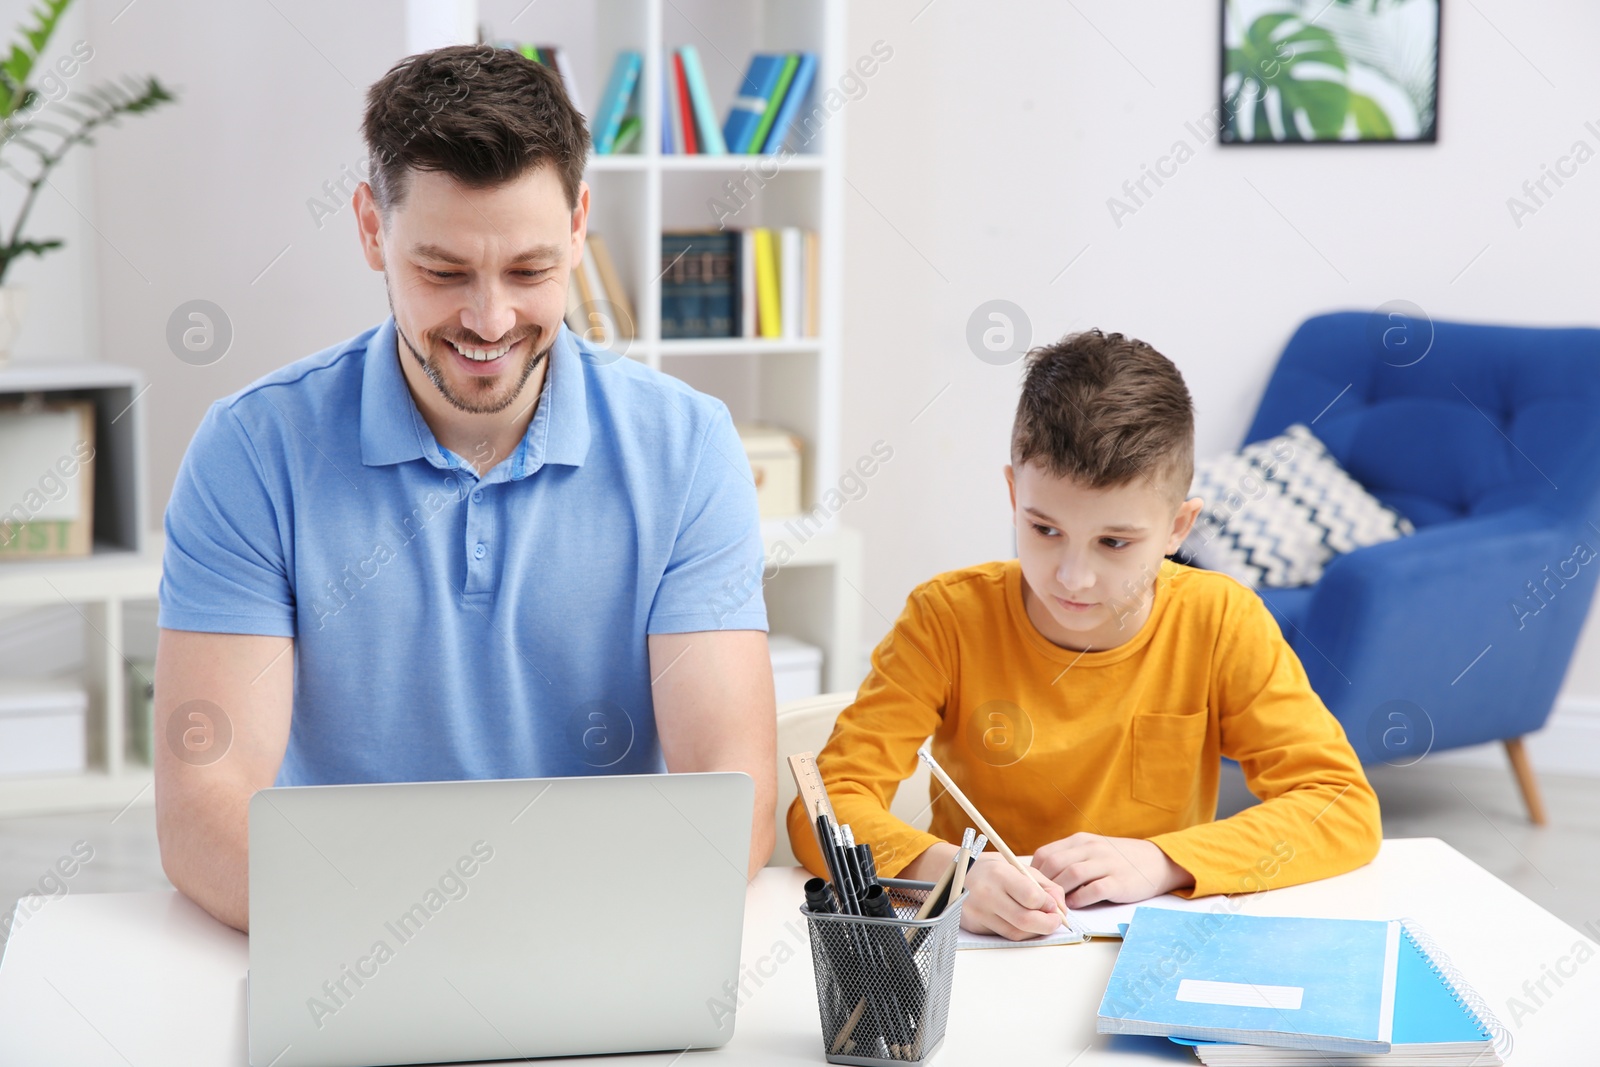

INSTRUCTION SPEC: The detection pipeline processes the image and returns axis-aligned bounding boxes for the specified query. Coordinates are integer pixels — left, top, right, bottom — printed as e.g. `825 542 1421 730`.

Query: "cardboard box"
0 401 96 558
0 678 88 777
737 423 803 519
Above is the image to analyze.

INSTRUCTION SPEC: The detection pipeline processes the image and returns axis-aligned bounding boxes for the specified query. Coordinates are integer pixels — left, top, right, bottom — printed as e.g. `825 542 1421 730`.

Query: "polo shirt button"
471 490 483 504
474 542 487 560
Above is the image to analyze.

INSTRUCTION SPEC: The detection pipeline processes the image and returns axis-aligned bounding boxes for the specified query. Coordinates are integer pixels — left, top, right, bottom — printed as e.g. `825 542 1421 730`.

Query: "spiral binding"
1399 918 1513 1060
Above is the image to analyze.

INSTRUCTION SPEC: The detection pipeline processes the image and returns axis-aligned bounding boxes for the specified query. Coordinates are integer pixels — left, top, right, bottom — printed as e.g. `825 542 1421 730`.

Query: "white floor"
2 755 1597 957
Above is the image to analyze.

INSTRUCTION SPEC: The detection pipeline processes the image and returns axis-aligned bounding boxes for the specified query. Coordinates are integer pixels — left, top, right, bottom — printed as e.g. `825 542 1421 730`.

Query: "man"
154 45 776 933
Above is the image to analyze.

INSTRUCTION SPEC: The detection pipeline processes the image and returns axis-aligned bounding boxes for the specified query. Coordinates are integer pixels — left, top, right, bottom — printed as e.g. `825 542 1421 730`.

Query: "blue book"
1098 907 1400 1054
761 52 817 154
592 51 642 155
722 54 784 153
1172 921 1503 1064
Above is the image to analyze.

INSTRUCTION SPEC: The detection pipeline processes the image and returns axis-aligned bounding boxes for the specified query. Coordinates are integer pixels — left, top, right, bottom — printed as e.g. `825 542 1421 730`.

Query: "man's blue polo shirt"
158 318 768 785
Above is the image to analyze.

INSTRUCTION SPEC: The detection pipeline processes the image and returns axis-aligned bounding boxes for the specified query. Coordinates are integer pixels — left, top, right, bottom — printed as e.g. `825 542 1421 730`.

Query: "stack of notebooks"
664 48 817 155
564 234 635 346
660 228 817 340
1098 908 1505 1066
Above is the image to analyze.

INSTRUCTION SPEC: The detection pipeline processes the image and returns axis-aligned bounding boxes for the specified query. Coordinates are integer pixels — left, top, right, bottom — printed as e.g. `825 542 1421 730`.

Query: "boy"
787 329 1380 940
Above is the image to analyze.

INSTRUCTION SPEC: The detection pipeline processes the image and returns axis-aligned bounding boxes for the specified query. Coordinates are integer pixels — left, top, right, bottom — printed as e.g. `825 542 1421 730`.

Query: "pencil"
917 747 1081 937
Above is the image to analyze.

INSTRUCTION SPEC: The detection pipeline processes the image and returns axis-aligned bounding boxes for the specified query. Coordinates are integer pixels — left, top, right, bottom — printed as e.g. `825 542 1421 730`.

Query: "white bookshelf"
477 0 861 690
0 362 158 816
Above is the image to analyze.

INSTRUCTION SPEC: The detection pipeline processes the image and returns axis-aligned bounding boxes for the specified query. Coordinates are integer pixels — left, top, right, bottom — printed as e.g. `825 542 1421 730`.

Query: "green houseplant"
0 0 175 360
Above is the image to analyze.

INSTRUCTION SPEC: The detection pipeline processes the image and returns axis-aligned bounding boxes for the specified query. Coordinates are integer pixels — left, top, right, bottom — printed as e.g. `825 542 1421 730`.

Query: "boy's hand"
958 853 1070 941
1031 833 1194 908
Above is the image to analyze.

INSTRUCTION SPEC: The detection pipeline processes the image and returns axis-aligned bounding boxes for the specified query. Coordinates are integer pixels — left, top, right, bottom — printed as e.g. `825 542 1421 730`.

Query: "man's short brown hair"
1011 328 1194 504
362 44 589 216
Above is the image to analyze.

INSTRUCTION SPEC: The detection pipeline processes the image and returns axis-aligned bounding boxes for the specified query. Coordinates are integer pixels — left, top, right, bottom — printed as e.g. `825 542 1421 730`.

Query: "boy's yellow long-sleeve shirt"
786 559 1381 897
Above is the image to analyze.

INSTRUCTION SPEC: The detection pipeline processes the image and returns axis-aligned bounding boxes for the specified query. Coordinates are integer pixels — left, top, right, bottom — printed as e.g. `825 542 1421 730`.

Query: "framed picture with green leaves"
1221 0 1439 144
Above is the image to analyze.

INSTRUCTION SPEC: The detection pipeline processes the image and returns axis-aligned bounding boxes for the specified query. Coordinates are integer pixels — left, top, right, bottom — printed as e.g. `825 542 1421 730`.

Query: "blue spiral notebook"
1097 907 1400 1054
1171 919 1504 1065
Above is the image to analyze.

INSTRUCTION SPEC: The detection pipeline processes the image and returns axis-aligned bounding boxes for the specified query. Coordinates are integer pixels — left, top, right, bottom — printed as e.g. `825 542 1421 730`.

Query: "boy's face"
1005 461 1202 652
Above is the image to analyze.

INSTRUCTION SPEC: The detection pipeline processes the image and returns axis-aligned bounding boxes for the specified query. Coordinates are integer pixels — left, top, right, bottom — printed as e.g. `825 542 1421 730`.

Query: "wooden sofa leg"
1503 737 1549 826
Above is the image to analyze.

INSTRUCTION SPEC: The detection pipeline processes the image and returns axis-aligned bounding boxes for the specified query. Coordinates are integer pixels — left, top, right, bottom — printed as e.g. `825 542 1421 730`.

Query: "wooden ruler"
787 751 836 823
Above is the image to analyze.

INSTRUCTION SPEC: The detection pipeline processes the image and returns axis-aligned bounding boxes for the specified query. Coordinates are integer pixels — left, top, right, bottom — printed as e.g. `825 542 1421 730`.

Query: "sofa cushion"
1177 424 1413 588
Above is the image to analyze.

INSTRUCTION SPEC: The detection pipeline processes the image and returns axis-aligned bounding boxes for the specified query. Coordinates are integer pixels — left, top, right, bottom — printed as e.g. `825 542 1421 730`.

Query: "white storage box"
769 634 823 705
0 678 88 778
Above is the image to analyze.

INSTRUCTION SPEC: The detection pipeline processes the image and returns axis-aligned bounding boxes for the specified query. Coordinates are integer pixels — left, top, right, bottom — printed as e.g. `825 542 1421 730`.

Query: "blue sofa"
1240 311 1600 823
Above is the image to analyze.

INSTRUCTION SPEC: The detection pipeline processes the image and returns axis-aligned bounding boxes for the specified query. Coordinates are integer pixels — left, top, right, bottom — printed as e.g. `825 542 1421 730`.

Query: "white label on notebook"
1175 979 1304 1010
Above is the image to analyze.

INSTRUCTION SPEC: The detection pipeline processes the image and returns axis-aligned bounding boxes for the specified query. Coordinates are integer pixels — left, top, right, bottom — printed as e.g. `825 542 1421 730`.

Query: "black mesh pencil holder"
799 878 965 1066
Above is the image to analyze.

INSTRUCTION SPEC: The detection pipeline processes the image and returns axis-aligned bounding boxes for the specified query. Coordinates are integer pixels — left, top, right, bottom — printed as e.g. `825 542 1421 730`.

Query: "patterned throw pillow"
1176 424 1414 588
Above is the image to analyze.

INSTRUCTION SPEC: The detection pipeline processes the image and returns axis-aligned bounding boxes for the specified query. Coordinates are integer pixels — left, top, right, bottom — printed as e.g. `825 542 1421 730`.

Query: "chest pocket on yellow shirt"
1131 711 1209 812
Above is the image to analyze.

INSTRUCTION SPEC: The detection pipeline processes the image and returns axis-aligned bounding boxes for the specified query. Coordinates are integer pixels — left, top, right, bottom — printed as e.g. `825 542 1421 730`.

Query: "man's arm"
649 630 776 878
153 629 294 932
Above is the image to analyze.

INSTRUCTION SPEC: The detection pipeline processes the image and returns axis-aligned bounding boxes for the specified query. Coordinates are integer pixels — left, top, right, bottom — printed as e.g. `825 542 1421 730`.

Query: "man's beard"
387 284 550 416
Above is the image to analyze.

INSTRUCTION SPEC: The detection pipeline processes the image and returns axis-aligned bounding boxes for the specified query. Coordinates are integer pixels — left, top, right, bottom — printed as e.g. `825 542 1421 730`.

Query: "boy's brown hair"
1011 328 1194 505
362 44 590 216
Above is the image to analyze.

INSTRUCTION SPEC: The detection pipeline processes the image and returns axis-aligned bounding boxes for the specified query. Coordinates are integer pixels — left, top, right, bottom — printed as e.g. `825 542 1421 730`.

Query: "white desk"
0 838 1591 1065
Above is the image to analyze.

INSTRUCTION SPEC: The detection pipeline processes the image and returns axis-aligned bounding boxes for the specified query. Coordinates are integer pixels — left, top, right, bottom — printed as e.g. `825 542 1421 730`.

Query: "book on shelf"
660 231 737 339
677 46 727 154
565 233 635 349
664 55 684 155
762 52 817 154
747 54 798 155
721 52 818 155
660 228 818 341
592 50 643 155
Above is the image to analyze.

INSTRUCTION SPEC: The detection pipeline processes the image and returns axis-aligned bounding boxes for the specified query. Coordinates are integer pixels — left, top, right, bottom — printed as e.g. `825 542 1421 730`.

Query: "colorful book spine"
660 233 697 337
613 115 642 154
702 232 737 337
740 229 758 338
677 45 727 155
723 54 784 153
754 228 782 340
762 52 817 153
779 226 802 339
666 57 685 154
803 230 819 337
747 53 799 154
592 51 642 154
672 50 698 154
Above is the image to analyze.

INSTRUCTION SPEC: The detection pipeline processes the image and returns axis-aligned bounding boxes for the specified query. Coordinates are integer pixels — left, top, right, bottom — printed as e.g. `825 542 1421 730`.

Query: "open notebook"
957 891 1235 949
1174 919 1505 1065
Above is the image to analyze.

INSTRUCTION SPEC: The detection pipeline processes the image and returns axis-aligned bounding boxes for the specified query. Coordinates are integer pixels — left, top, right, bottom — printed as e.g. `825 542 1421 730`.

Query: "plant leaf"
0 0 71 119
1349 91 1394 138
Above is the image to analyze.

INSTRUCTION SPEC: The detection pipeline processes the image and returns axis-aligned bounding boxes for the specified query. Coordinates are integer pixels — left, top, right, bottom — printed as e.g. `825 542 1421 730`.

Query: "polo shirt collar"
359 317 590 478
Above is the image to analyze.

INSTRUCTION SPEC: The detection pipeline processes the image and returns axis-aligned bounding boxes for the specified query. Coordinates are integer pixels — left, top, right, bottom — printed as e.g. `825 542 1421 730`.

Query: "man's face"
357 165 587 415
1006 461 1201 651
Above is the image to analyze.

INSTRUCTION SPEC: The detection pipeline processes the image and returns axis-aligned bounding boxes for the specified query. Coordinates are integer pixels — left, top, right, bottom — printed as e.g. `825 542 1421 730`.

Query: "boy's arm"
1148 588 1382 897
785 587 952 879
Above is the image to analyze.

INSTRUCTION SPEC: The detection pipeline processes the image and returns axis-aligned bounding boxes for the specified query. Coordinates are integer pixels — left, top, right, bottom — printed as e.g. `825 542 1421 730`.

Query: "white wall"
85 0 398 517
836 0 1600 728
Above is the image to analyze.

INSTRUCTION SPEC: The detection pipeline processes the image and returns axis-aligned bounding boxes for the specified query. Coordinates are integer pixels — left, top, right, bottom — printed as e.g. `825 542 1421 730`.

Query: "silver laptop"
247 772 754 1067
